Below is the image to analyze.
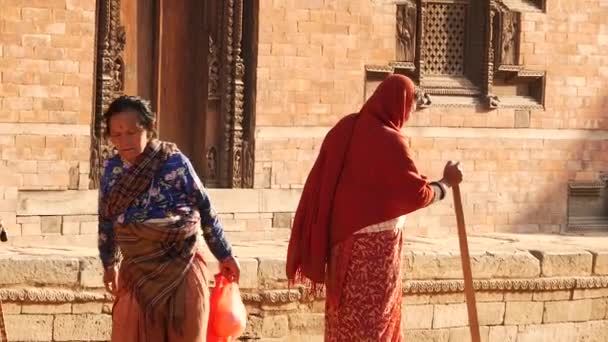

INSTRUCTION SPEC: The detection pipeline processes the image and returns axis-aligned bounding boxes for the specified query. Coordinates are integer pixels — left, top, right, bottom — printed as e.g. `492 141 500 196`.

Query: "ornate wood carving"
218 0 248 188
90 0 125 189
379 0 545 110
396 1 417 63
493 3 520 67
208 36 221 100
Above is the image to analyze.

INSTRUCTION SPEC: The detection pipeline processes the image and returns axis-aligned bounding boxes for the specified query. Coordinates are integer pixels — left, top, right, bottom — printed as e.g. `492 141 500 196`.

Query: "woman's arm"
178 155 233 261
98 160 120 269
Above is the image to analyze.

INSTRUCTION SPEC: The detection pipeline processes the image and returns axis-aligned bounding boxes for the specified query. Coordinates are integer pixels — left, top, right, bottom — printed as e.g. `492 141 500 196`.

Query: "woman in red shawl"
286 74 463 341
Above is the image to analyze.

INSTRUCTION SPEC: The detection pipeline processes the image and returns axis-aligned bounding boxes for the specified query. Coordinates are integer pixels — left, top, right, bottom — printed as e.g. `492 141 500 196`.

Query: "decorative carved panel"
493 5 520 67
90 0 125 189
396 1 417 63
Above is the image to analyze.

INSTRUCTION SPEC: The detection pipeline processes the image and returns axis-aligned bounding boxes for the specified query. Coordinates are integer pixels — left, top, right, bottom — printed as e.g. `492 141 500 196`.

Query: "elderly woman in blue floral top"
98 95 239 342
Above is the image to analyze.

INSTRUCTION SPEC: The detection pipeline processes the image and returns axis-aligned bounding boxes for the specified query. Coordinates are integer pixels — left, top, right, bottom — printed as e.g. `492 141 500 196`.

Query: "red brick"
16 135 45 148
19 110 49 123
50 35 82 48
21 7 51 20
18 85 49 98
49 111 79 124
3 97 34 111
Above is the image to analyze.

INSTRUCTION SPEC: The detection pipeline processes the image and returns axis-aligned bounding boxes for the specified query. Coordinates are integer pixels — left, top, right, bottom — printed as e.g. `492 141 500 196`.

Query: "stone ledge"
3 277 608 305
16 189 303 216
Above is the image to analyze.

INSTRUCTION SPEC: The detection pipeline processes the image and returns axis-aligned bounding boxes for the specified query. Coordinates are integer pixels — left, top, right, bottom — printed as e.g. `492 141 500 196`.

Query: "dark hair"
103 95 157 137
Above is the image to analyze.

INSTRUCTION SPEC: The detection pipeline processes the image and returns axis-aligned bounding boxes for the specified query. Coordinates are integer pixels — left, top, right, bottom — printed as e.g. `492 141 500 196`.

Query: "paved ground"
3 232 608 259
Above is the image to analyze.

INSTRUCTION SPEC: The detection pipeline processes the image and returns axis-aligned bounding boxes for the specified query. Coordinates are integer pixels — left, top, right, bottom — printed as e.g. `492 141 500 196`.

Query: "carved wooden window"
368 0 546 111
423 2 467 76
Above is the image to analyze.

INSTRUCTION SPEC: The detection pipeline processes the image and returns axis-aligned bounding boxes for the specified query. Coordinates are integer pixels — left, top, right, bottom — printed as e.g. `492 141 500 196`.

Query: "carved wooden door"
92 0 257 189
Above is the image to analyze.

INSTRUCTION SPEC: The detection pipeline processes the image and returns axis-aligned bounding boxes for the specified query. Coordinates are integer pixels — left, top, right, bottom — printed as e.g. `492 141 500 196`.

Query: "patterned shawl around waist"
115 213 201 329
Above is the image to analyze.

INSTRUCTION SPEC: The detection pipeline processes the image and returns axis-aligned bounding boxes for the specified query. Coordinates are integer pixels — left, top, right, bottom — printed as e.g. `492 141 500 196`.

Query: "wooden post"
452 185 481 342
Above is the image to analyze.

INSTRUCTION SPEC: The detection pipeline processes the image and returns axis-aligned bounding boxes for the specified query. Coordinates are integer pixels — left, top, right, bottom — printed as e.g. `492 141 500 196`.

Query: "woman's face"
108 111 148 164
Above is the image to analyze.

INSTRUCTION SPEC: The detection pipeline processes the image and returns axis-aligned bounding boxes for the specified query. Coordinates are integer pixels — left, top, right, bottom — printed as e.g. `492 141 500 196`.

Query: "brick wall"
254 0 608 234
0 0 96 233
1 0 607 238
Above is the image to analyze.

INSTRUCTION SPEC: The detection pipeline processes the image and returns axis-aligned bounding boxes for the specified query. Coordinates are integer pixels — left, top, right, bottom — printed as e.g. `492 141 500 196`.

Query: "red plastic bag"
207 273 247 342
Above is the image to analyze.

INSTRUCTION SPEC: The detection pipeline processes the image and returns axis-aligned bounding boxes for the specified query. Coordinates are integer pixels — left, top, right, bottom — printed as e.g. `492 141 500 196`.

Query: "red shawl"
286 75 435 290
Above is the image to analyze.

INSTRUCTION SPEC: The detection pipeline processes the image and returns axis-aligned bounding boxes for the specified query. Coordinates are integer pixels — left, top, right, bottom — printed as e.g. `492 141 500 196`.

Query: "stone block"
16 215 40 224
591 298 607 320
532 290 571 301
403 304 433 329
260 189 301 212
22 303 72 314
288 313 324 333
592 251 608 275
488 325 517 342
53 314 112 341
448 326 489 342
72 303 104 314
476 292 504 302
478 302 505 326
433 303 468 328
403 329 449 342
17 190 97 216
62 220 80 235
572 288 608 299
258 258 288 289
272 212 292 228
80 221 98 234
40 215 62 234
404 252 462 279
208 189 260 213
261 315 289 338
241 314 263 339
21 222 42 235
404 294 431 304
237 258 259 289
543 299 593 323
505 292 533 301
4 315 53 341
530 250 593 276
515 110 531 128
575 320 608 341
0 303 21 314
504 301 543 325
79 257 104 288
0 256 79 285
287 335 324 342
404 250 539 279
516 322 577 342
428 293 465 304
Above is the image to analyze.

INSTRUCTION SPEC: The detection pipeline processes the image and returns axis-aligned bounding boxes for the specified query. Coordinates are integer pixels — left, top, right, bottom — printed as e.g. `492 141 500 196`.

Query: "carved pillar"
90 0 125 189
229 0 246 188
484 1 498 108
417 0 427 84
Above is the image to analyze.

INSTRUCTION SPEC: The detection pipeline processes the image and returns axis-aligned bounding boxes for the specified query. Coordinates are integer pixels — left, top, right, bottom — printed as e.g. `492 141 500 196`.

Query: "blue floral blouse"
98 151 233 268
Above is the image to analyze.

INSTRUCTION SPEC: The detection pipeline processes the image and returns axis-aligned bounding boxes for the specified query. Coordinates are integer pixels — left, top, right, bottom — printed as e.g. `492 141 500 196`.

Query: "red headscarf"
286 75 435 290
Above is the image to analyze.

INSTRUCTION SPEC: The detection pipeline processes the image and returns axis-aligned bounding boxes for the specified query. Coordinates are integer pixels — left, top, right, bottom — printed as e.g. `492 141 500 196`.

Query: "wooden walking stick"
452 185 481 342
